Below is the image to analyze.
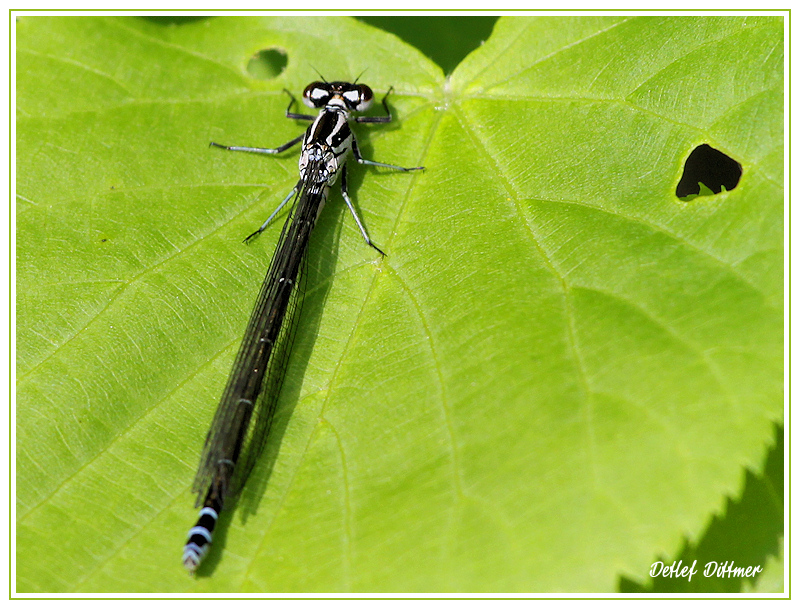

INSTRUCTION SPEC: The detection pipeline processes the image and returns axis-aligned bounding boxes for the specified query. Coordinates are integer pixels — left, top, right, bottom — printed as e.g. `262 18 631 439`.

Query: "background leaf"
16 15 783 593
356 16 499 76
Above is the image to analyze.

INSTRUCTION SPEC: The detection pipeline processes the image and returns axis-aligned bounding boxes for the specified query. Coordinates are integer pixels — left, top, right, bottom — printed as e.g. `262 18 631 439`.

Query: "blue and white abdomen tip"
182 506 218 574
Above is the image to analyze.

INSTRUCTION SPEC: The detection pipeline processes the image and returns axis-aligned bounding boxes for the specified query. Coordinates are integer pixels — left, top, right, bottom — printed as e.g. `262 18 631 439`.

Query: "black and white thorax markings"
298 109 352 198
183 79 423 575
307 110 352 154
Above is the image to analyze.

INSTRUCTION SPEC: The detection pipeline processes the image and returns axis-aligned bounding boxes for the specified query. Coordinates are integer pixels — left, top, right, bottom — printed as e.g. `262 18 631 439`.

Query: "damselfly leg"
207 91 316 155
355 86 396 124
340 164 386 257
208 132 304 156
243 180 302 244
352 138 425 172
283 88 316 121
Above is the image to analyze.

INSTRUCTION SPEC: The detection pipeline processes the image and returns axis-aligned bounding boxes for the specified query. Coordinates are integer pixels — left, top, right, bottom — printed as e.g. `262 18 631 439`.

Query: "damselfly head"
302 81 374 113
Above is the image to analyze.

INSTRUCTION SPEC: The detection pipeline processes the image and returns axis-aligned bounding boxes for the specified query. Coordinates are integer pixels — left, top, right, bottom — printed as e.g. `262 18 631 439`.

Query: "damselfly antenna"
309 64 329 83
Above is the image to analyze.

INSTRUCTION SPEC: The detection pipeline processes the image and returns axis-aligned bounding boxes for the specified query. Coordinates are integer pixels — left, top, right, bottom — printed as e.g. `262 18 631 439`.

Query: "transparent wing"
192 166 326 507
227 222 309 498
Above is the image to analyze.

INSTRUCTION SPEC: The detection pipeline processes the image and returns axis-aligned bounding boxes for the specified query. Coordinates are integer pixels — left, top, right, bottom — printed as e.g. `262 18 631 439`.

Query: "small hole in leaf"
247 49 287 80
676 144 742 200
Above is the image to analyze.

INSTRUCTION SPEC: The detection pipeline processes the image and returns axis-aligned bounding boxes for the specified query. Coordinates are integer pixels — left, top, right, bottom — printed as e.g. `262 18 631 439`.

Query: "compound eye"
303 82 330 108
341 88 361 109
354 84 374 112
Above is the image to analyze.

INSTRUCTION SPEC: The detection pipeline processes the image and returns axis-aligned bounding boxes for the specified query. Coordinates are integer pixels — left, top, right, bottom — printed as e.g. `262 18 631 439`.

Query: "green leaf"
16 15 783 593
620 424 783 593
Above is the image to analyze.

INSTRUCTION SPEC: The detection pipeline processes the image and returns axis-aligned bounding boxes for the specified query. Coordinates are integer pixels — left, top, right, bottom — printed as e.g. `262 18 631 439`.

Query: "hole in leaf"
247 48 287 81
676 144 742 200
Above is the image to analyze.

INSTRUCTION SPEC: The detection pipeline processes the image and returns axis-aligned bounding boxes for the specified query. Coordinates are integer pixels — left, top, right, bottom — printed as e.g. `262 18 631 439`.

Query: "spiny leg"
341 164 386 257
209 132 304 156
244 179 302 244
283 88 315 121
351 138 424 172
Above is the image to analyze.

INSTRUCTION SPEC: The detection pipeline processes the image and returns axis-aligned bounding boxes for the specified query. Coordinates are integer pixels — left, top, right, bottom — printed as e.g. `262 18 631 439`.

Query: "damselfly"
183 80 423 574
